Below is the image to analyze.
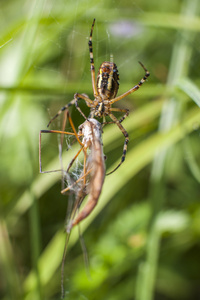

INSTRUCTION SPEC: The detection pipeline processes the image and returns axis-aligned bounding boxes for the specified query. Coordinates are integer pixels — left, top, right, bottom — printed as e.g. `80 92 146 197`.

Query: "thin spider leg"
47 98 76 128
102 107 129 125
110 61 150 104
106 113 129 175
39 129 82 173
74 93 93 106
73 93 94 119
47 93 93 128
88 18 98 96
114 108 129 123
74 94 89 119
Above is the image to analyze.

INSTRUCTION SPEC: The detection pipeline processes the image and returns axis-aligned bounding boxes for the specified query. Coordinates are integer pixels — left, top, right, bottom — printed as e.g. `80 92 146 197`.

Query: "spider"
47 18 150 175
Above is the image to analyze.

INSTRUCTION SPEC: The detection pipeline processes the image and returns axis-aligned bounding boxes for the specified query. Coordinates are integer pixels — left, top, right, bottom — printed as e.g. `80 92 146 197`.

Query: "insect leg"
39 129 79 173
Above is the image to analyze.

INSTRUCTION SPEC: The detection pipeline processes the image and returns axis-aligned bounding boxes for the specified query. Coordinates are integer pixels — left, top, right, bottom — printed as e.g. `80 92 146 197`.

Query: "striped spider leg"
47 18 150 175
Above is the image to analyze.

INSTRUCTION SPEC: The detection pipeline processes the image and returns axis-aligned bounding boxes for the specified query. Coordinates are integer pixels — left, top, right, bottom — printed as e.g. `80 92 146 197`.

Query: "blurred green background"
1 0 200 299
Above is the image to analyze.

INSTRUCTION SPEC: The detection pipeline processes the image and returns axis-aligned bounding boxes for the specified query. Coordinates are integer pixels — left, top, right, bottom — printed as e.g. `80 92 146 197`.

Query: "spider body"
47 18 150 174
78 61 119 119
97 61 119 100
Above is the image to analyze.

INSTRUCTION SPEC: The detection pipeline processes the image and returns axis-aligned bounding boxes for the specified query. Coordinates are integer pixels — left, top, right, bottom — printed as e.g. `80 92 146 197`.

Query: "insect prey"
62 118 105 232
60 117 105 298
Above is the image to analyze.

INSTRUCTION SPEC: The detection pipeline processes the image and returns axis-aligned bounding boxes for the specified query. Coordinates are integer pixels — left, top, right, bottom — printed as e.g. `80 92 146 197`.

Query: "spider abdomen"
97 62 119 100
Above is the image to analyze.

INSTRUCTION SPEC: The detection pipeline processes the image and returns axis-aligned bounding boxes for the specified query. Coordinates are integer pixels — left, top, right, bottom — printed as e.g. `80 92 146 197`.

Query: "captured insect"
61 117 105 231
59 117 105 298
47 18 150 174
39 114 105 212
39 113 105 298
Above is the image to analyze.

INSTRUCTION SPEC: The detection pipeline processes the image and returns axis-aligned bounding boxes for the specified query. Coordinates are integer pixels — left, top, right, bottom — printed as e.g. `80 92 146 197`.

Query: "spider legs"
138 61 150 86
110 62 150 105
47 93 93 128
88 18 98 96
47 98 77 128
102 107 129 125
106 113 129 175
112 107 129 123
74 93 91 120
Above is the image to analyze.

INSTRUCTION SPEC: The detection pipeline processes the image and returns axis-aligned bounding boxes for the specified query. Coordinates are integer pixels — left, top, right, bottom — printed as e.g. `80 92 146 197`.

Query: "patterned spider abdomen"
97 62 119 100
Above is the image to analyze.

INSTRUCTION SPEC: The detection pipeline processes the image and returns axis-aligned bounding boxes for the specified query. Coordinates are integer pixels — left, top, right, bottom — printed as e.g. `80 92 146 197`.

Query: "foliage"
0 0 200 299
